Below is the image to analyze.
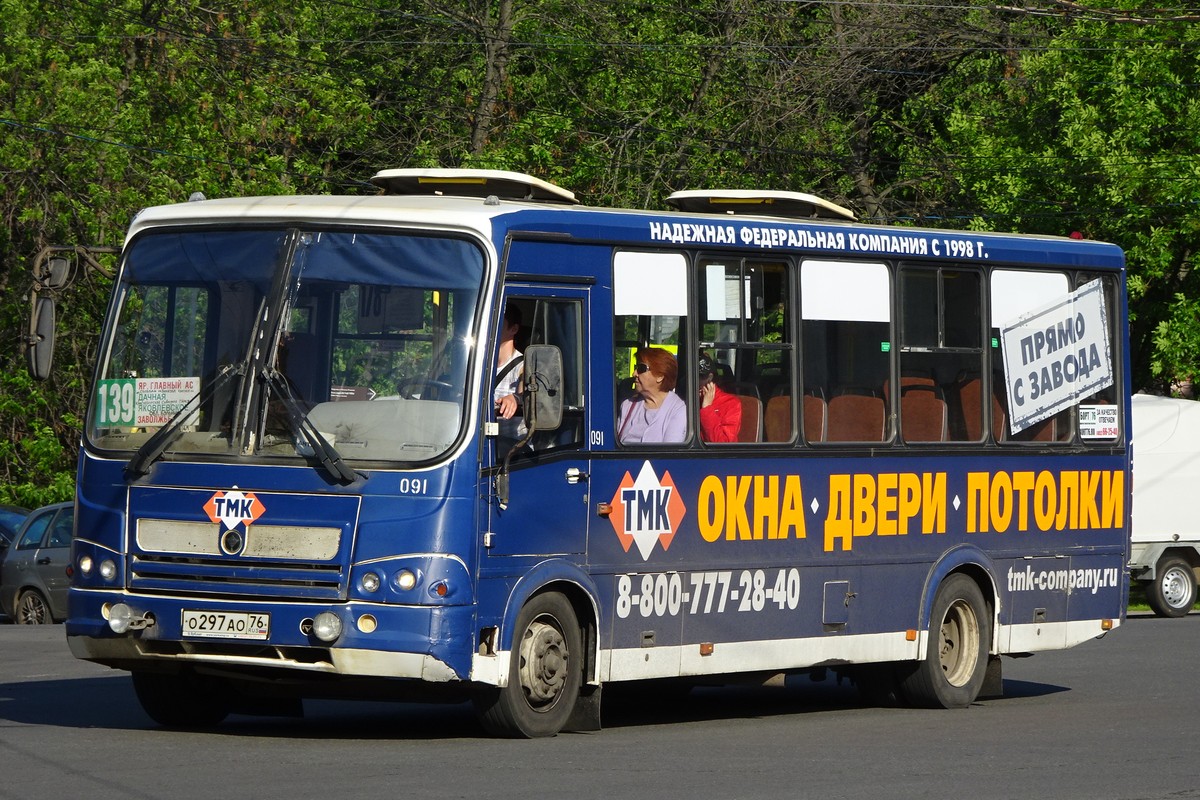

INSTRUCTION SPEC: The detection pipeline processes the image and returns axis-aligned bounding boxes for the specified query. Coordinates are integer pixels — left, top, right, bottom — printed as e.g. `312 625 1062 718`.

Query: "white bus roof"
665 189 856 221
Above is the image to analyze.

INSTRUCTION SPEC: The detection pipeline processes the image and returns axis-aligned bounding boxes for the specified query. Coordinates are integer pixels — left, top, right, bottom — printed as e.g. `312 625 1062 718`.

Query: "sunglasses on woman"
634 363 649 374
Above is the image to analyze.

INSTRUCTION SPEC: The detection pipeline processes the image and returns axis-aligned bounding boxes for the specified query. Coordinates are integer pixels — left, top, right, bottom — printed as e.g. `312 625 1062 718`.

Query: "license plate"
181 610 271 640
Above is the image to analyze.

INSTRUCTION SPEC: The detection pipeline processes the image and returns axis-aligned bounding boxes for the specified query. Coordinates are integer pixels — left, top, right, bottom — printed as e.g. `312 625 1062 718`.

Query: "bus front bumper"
66 589 472 683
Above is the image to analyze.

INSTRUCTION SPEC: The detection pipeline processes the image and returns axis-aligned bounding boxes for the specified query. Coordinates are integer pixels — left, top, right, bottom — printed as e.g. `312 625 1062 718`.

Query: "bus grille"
130 517 349 600
129 554 347 600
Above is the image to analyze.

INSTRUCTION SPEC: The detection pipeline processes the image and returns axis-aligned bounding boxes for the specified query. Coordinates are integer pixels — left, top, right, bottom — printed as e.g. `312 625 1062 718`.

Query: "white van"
1130 393 1200 616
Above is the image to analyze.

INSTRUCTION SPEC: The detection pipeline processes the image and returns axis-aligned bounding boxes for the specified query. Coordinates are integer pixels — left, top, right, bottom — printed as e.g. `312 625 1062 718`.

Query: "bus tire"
1146 556 1196 618
900 574 989 709
131 671 231 728
474 591 582 738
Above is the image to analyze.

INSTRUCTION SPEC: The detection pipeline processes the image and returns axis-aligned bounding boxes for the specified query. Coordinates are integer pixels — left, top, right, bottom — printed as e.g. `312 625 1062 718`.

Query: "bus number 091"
398 478 427 494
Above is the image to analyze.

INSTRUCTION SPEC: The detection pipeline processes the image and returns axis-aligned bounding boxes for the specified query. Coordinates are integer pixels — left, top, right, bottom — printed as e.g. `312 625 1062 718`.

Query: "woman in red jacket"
697 352 742 443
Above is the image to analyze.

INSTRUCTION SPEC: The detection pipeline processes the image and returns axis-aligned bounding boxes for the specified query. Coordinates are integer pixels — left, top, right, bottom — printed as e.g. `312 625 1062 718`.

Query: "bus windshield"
88 227 486 465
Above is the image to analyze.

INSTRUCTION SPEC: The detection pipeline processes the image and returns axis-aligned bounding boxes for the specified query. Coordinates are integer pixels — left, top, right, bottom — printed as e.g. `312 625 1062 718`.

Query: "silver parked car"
0 502 74 624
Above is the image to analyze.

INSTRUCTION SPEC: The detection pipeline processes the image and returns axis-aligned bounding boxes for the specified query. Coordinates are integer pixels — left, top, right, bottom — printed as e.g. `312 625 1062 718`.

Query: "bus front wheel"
900 574 989 709
474 591 582 738
1145 556 1196 618
131 671 231 728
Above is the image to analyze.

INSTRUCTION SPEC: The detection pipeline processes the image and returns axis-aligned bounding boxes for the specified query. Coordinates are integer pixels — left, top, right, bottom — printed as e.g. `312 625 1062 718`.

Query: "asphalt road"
0 614 1195 800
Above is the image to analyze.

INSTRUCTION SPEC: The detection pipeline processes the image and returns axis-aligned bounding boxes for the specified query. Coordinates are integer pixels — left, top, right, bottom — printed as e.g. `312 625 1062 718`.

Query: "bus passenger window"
801 259 891 443
990 269 1104 444
898 267 984 443
697 258 791 444
613 251 688 446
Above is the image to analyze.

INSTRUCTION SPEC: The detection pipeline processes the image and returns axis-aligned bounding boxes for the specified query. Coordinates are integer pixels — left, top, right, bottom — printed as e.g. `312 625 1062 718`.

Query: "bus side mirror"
38 255 72 290
26 295 57 380
26 253 72 381
523 344 563 431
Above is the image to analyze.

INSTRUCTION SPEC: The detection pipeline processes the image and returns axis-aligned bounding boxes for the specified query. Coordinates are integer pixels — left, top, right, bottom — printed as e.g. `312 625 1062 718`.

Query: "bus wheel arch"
474 586 593 737
901 571 993 709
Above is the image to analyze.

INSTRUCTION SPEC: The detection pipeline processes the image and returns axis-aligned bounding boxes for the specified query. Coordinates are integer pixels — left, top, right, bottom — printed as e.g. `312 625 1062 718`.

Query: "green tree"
917 3 1200 391
0 0 379 504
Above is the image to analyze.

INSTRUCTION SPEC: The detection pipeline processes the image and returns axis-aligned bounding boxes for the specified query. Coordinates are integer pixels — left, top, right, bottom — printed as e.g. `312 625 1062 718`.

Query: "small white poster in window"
1079 405 1119 439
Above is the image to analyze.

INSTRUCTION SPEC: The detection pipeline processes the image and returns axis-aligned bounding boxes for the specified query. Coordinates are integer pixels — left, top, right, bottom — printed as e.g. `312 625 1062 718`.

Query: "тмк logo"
608 461 686 561
203 489 265 531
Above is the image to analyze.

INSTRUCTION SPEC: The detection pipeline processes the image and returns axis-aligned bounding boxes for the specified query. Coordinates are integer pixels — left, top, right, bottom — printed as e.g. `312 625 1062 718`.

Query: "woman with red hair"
617 347 686 444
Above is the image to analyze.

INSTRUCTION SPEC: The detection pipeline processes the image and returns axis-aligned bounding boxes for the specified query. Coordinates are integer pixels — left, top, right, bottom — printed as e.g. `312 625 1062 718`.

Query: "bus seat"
900 384 947 442
727 380 762 401
990 374 1059 442
1005 414 1056 442
884 371 936 403
953 374 1003 441
765 395 794 442
826 389 885 442
802 391 826 443
735 394 762 443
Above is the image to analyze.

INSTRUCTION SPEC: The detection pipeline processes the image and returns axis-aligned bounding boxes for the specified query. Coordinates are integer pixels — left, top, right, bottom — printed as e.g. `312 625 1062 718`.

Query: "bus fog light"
395 569 417 591
357 614 378 633
361 572 381 593
312 611 343 643
79 555 94 576
108 603 134 634
107 603 152 633
99 559 117 581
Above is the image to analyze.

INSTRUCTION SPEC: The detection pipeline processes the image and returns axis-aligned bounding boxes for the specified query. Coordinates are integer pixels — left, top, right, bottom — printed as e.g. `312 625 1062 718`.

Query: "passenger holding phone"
697 352 741 443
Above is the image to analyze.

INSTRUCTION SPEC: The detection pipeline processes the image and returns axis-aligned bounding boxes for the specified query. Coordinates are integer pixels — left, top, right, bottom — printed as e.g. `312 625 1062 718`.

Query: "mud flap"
564 683 602 732
979 654 1003 699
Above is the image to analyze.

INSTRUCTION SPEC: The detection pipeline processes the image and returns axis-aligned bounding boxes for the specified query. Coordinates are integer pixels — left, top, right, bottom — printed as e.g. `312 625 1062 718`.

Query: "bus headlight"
99 559 117 581
79 555 94 576
360 571 381 593
395 569 417 591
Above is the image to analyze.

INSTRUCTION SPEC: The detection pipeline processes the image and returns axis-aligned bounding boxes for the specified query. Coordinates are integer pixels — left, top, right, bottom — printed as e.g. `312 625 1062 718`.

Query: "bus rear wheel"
474 591 582 738
1145 556 1196 618
131 671 231 728
900 574 989 709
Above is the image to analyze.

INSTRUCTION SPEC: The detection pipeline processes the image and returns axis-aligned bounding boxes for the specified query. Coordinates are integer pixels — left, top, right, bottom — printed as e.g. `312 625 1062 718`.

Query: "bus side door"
483 286 592 558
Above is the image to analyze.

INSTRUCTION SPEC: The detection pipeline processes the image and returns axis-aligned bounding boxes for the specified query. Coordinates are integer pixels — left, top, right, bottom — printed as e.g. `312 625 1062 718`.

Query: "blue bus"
64 169 1130 737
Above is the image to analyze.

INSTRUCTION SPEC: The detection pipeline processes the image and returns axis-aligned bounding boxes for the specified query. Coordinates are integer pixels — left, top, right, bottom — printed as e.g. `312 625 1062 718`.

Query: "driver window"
494 296 586 459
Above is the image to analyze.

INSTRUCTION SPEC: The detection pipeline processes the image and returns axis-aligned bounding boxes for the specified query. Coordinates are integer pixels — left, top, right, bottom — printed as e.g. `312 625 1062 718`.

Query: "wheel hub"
1162 567 1191 608
938 599 980 687
17 593 48 624
518 618 569 708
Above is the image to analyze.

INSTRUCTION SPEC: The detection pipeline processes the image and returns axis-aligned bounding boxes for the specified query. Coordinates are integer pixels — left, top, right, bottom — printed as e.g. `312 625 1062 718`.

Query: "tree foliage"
1 0 1197 502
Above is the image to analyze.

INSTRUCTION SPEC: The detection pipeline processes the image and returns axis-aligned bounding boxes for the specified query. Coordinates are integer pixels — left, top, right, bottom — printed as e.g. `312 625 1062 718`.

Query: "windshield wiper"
125 363 242 480
264 369 360 486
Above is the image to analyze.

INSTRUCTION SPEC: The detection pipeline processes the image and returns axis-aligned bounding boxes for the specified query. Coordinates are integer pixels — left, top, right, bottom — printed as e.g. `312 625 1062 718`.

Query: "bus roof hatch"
666 189 856 221
370 168 579 205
